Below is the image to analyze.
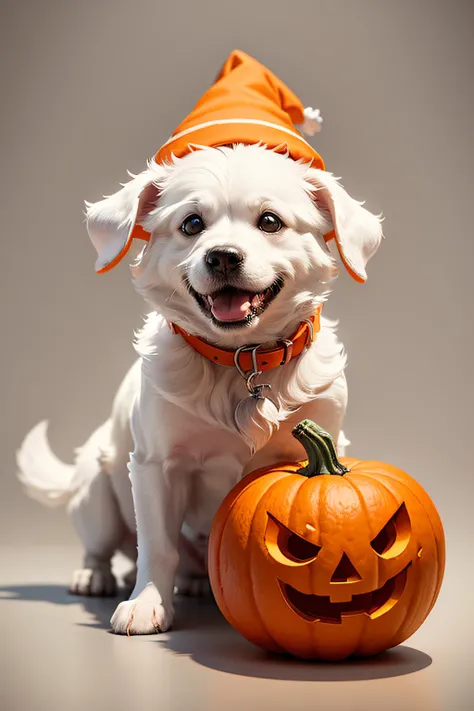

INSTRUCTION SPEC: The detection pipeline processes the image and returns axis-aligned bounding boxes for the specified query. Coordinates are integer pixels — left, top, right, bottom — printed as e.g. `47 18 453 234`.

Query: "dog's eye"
181 214 205 237
258 212 283 234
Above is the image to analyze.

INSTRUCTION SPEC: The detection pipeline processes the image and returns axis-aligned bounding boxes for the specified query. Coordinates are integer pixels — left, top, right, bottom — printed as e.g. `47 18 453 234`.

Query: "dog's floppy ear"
85 167 160 274
305 168 383 282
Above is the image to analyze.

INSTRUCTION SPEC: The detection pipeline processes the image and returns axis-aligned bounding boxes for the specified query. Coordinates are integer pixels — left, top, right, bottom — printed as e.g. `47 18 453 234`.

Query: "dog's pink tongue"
211 290 253 322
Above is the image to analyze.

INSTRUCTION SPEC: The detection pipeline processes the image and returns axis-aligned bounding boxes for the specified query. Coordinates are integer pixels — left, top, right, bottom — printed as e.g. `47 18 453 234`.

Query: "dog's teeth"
207 295 214 306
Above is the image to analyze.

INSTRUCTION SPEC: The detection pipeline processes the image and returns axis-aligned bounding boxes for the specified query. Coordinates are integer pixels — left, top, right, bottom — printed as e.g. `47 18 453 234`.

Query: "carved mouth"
188 277 284 329
279 562 411 623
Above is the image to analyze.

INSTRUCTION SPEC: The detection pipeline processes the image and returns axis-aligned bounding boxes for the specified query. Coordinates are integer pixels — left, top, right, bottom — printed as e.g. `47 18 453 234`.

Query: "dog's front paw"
69 568 117 597
110 582 172 635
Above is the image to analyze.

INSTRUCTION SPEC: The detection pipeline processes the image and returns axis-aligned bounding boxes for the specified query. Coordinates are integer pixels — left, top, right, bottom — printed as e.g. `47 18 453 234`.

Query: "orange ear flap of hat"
91 50 333 274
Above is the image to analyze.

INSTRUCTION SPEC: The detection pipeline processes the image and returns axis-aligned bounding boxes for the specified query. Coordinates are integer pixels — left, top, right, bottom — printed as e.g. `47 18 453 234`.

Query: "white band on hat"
161 118 315 150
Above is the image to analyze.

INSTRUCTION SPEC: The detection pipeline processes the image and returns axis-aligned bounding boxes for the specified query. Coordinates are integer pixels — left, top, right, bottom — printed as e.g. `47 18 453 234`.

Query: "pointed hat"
154 49 324 167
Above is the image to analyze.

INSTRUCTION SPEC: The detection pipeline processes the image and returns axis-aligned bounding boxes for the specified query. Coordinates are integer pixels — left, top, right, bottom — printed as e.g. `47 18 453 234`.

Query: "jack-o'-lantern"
208 420 445 661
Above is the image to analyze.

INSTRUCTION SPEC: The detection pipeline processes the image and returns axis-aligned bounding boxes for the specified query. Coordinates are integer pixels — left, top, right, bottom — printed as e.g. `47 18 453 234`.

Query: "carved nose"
205 247 244 275
331 553 362 582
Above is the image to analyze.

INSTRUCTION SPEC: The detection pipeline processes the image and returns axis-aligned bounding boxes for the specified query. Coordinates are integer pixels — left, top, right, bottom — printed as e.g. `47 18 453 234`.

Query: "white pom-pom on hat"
301 107 323 136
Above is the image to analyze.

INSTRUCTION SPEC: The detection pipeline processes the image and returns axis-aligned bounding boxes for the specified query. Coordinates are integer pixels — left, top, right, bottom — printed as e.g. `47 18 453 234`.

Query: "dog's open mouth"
279 562 411 623
190 278 283 326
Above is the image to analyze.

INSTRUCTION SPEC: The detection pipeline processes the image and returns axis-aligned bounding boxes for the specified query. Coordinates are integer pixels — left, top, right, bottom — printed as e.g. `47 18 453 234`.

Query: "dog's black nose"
205 247 245 275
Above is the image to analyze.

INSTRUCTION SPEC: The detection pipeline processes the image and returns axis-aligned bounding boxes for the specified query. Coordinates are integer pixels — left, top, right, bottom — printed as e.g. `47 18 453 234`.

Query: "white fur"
17 144 382 634
16 421 76 507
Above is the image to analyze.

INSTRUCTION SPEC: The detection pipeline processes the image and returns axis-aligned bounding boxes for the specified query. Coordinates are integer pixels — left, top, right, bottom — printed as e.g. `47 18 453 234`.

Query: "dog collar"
168 307 321 376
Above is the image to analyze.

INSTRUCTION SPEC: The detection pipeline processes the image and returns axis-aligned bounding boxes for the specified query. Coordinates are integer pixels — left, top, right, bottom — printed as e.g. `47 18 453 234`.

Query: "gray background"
2 0 472 543
1 2 473 709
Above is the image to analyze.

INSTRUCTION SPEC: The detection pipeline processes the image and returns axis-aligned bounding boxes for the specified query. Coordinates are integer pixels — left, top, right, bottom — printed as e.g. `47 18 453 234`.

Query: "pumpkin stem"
292 420 349 477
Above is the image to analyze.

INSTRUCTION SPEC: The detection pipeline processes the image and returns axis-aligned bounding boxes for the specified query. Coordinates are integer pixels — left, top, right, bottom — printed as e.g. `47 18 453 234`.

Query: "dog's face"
134 146 336 346
87 145 382 347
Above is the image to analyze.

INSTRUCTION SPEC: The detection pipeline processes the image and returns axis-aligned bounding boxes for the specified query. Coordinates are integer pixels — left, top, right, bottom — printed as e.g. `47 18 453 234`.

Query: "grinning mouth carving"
279 562 411 623
189 277 284 328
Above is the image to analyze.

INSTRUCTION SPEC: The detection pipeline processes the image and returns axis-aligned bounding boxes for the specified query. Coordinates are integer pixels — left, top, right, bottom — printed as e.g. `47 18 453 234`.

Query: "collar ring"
302 318 314 349
234 343 271 399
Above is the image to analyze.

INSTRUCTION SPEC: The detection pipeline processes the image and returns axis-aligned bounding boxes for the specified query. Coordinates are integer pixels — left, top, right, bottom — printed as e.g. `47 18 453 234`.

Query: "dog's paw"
174 575 211 597
110 583 172 635
69 568 117 597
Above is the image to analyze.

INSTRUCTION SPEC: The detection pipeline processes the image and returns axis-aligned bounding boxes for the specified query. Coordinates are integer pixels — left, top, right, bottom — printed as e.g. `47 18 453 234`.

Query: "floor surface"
0 545 471 711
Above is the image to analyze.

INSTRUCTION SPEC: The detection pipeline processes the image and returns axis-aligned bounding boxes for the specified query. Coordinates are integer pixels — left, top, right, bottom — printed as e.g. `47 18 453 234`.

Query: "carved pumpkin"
208 420 445 660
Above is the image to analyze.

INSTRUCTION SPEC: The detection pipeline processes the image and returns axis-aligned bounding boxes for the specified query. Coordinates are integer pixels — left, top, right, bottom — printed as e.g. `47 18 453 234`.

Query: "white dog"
17 142 382 635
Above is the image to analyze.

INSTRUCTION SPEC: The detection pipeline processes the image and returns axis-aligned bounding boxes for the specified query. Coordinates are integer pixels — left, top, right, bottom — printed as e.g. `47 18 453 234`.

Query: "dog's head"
86 144 382 347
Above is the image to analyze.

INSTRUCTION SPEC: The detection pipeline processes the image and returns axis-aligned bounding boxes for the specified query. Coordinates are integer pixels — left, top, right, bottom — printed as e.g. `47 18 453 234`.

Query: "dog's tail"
16 421 79 507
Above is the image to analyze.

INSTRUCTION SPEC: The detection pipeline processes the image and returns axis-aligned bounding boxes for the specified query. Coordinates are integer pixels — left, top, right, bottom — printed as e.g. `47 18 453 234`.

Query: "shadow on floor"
158 615 432 681
0 583 129 630
0 584 432 681
167 598 433 681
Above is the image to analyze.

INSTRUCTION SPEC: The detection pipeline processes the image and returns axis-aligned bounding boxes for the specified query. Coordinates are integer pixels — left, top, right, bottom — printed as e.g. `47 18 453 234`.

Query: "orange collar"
168 307 321 375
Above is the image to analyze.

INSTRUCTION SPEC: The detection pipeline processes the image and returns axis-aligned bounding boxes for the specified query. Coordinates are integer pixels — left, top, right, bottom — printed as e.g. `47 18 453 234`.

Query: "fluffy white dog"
17 143 382 635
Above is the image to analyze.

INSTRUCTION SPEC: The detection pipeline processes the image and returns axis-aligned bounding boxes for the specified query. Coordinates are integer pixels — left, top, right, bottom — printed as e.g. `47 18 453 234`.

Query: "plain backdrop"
1 0 472 554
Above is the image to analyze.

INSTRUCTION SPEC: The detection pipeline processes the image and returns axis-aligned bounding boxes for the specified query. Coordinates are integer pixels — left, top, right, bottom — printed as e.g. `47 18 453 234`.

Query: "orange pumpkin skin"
208 421 445 661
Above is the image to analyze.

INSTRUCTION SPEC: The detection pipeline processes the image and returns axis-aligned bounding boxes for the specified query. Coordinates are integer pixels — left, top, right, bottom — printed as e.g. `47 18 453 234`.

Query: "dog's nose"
205 247 245 275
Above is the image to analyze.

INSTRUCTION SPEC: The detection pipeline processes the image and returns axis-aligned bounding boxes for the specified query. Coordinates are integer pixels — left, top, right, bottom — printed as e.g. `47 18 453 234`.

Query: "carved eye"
265 512 321 564
370 502 411 559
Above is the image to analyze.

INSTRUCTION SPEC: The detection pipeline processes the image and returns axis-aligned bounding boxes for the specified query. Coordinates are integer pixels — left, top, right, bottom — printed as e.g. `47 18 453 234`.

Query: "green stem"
292 420 349 477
